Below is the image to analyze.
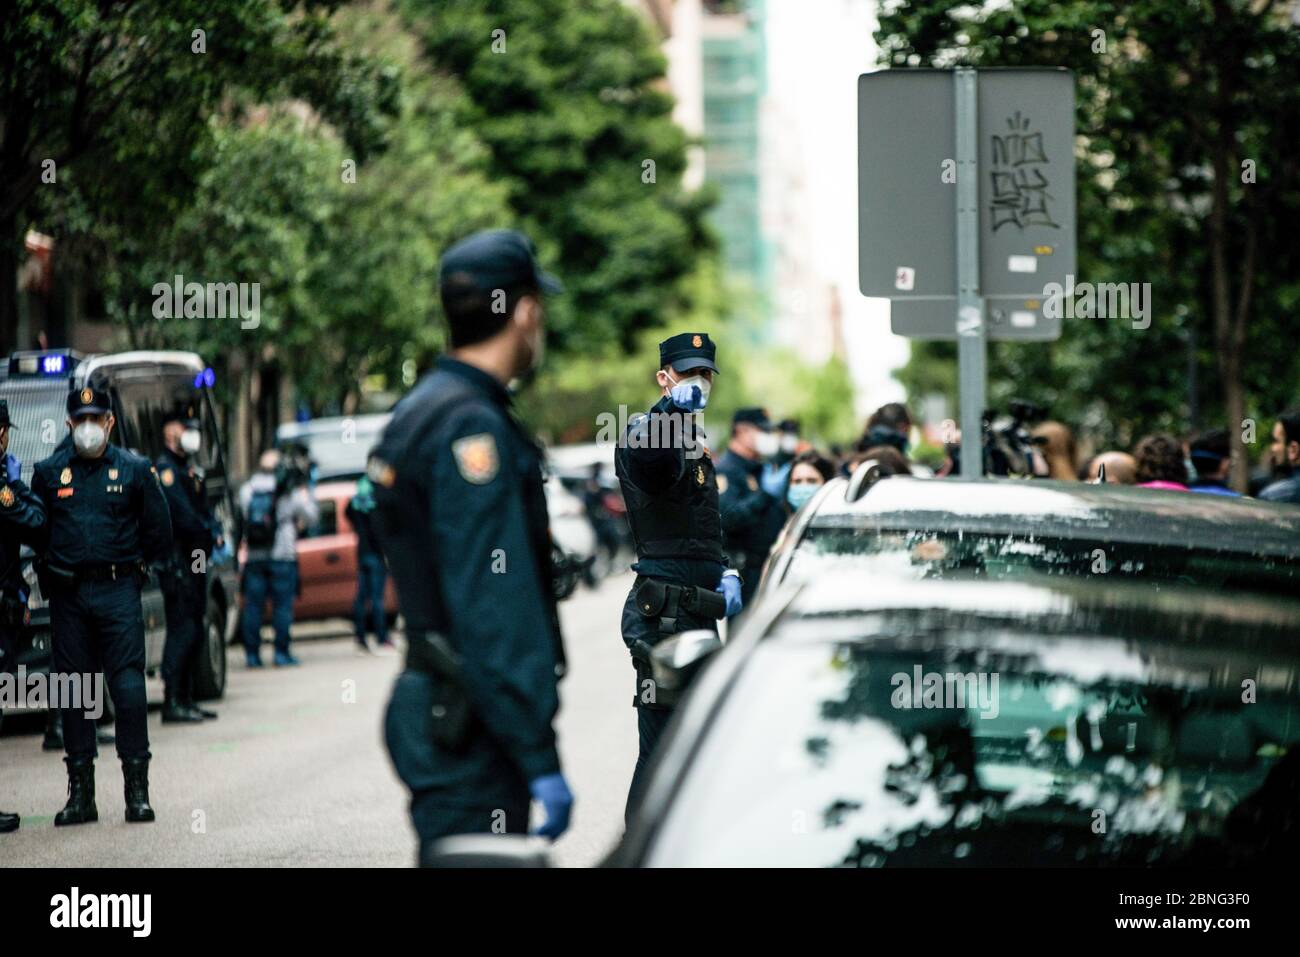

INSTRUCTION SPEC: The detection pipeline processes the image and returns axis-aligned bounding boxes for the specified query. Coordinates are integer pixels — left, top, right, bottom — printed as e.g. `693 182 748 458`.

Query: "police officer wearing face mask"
156 406 219 723
371 230 572 865
0 399 46 834
31 386 173 827
715 407 788 612
615 332 742 821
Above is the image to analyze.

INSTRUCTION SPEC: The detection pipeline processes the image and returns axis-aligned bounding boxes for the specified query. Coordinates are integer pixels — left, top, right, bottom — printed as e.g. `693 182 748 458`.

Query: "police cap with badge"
67 386 112 418
659 332 719 375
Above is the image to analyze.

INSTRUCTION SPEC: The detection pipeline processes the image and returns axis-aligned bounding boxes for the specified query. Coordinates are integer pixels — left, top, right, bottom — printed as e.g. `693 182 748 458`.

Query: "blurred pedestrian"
0 399 45 834
1259 407 1300 504
239 449 318 667
845 445 913 479
372 229 572 861
580 462 622 578
784 451 836 513
1187 428 1241 497
156 406 219 723
858 402 912 455
716 407 787 612
1084 451 1137 484
1133 434 1189 490
1032 421 1078 481
346 469 390 652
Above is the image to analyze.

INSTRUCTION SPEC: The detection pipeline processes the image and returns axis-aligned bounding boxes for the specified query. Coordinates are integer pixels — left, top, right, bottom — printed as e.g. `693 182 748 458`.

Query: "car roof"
769 571 1300 648
806 475 1300 557
277 414 391 439
79 350 204 380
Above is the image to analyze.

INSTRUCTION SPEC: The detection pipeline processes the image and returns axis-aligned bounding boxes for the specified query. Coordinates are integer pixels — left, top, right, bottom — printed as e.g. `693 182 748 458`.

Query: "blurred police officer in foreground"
715 407 788 613
0 399 46 833
157 406 220 722
372 229 572 864
32 386 172 826
615 333 742 821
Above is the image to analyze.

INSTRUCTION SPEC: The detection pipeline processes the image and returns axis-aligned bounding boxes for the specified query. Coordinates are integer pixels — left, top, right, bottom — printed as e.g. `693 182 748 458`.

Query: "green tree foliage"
0 0 398 346
402 0 716 352
878 0 1300 483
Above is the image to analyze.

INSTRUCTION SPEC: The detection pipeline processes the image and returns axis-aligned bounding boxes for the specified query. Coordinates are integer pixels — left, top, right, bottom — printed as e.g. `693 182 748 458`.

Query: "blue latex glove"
760 461 791 498
716 574 743 617
668 382 707 413
4 454 20 483
529 773 573 840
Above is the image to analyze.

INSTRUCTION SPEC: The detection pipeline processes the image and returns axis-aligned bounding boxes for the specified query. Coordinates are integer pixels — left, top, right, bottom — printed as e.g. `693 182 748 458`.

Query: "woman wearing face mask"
784 451 836 514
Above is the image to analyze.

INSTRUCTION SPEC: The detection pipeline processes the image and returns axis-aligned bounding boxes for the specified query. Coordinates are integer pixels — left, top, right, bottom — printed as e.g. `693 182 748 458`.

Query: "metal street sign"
857 67 1075 478
858 67 1075 341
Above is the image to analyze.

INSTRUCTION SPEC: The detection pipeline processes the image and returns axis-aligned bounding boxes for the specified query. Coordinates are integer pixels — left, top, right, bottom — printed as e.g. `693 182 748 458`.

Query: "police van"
1 349 238 703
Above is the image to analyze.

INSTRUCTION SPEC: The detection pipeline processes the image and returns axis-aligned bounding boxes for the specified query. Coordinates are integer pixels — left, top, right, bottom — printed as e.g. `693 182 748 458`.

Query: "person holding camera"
238 448 318 667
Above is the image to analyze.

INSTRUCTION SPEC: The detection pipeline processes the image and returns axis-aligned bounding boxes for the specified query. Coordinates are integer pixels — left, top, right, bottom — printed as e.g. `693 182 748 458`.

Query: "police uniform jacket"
32 443 172 569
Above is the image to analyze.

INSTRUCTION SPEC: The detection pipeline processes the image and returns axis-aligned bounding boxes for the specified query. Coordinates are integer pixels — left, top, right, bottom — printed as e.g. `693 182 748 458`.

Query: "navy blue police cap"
732 407 771 429
67 385 111 418
658 332 719 375
439 229 562 297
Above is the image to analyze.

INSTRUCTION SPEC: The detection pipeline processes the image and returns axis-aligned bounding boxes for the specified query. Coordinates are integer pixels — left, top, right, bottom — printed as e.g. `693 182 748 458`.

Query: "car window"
301 499 337 539
0 379 69 481
648 629 1300 867
787 526 1300 598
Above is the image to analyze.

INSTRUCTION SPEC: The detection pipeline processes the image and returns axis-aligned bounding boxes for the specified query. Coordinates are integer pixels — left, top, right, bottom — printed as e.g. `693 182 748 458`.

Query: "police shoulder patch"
747 474 760 492
0 486 14 508
716 474 728 493
160 468 174 487
452 433 499 485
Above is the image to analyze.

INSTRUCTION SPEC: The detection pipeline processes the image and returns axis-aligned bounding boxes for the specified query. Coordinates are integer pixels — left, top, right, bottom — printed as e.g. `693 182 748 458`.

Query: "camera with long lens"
275 441 312 493
945 399 1048 478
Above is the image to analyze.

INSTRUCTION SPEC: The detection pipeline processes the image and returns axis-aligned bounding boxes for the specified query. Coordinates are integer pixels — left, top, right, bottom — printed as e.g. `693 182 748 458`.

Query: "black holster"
0 593 26 628
405 631 474 752
633 578 726 636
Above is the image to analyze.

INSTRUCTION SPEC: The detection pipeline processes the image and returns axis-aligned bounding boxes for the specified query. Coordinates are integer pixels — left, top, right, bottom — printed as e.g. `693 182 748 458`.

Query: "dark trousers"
241 559 297 656
352 552 388 644
161 561 207 695
626 705 673 824
385 670 530 861
50 578 150 761
619 576 717 823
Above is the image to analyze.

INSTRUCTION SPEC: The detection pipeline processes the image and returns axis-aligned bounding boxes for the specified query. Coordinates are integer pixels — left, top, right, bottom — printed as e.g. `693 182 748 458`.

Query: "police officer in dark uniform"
715 407 788 611
372 230 572 864
615 332 743 820
31 386 172 826
156 405 219 722
0 399 46 834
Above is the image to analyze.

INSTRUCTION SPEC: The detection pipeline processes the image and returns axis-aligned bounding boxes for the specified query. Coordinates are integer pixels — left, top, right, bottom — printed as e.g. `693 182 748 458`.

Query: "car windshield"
648 616 1300 867
786 525 1300 598
0 378 73 482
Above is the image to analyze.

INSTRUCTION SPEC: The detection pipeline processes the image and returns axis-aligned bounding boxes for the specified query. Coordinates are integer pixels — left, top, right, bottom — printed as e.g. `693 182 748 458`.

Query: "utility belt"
629 578 725 710
36 559 147 592
404 630 474 752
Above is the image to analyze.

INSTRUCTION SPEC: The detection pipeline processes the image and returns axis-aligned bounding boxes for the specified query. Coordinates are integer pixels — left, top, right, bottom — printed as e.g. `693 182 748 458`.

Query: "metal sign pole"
954 67 986 478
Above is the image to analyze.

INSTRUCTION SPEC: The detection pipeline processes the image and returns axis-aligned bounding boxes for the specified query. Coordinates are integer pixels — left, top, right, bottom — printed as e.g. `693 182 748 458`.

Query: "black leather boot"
122 757 155 823
0 810 18 833
161 693 203 723
53 756 97 826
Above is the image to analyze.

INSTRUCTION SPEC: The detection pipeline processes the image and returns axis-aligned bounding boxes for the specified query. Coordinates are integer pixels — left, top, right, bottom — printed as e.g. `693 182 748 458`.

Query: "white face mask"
780 433 799 454
73 421 108 457
753 430 780 458
665 371 711 410
180 428 202 455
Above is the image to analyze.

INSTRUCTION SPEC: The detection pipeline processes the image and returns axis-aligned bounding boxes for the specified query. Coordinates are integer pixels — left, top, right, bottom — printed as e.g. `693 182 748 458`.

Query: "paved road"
0 572 637 867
